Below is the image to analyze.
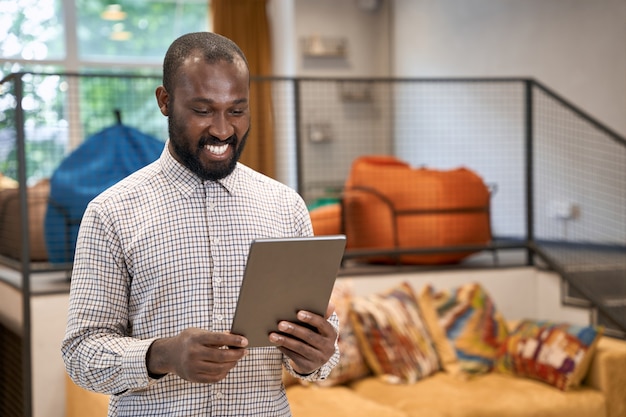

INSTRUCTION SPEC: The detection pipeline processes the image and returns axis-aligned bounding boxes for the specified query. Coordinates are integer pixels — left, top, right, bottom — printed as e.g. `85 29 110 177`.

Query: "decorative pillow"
418 282 509 375
310 279 371 386
349 282 440 384
495 319 603 390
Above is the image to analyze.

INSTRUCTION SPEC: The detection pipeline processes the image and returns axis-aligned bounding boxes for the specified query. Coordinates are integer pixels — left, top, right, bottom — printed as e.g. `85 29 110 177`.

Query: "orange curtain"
211 0 276 178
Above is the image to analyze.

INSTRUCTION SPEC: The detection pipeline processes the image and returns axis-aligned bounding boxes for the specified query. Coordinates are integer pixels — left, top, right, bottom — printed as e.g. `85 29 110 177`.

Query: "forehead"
173 52 249 98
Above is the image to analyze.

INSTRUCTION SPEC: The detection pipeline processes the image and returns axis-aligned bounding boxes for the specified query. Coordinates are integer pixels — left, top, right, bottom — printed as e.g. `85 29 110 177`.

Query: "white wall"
392 0 626 136
267 0 298 188
31 293 69 417
282 0 626 134
294 0 391 78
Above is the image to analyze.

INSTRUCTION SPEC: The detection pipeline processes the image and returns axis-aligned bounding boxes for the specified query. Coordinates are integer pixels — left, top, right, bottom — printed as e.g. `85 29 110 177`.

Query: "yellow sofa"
65 277 625 417
66 334 626 417
291 335 626 417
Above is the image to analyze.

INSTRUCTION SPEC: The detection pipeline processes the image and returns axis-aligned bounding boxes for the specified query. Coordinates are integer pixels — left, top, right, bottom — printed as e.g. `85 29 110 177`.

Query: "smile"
206 143 229 155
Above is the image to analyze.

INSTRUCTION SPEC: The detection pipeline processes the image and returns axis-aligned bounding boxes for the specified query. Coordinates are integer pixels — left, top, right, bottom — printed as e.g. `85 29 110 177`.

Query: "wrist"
289 359 317 376
146 338 173 377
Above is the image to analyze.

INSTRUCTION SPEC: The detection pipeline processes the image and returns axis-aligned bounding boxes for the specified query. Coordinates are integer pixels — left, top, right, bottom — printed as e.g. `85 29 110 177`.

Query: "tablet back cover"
231 235 346 347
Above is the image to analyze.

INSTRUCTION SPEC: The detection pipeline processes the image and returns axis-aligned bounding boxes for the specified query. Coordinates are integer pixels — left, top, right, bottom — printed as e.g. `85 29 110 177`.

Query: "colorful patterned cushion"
495 319 603 390
418 282 509 375
349 282 440 383
309 279 371 386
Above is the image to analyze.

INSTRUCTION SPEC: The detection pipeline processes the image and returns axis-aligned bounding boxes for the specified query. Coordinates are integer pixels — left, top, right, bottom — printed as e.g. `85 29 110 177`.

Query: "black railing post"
524 79 535 266
15 74 33 417
294 79 303 195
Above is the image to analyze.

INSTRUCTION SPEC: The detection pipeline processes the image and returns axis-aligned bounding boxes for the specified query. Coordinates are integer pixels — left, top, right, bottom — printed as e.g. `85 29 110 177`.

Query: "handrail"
532 79 626 147
2 70 626 150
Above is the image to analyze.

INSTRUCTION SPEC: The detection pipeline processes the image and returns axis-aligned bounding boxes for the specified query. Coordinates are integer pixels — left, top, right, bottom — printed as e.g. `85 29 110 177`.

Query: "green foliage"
77 72 167 139
0 0 208 183
0 0 65 61
75 0 209 60
0 139 66 184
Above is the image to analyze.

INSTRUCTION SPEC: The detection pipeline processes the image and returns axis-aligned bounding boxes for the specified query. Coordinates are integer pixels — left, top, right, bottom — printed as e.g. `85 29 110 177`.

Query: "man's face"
157 53 250 181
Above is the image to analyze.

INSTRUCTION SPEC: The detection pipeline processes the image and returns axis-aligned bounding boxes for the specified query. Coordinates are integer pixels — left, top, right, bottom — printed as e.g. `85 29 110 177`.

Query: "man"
62 32 339 416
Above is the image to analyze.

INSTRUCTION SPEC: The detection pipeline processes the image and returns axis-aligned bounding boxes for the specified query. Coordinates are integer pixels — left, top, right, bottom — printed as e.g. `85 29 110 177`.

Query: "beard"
168 113 249 181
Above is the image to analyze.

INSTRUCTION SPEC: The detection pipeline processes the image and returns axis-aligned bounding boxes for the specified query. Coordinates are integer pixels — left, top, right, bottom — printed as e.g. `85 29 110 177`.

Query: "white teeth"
206 144 228 155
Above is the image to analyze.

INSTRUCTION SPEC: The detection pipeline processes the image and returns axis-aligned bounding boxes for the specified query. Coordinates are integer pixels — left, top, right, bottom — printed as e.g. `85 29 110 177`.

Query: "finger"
295 310 336 339
276 345 315 366
274 342 323 376
271 333 318 365
271 321 329 353
186 343 247 369
190 356 243 383
199 331 248 348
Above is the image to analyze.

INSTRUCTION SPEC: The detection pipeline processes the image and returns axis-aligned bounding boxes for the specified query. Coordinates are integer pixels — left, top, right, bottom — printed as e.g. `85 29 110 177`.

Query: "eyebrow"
190 97 248 105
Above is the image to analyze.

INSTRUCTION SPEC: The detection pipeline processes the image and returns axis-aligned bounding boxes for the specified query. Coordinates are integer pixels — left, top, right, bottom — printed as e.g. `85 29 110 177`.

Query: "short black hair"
162 32 249 95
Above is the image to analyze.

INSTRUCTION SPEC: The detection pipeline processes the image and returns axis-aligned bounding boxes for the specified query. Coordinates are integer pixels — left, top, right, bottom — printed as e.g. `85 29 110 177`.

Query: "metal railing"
1 72 625 416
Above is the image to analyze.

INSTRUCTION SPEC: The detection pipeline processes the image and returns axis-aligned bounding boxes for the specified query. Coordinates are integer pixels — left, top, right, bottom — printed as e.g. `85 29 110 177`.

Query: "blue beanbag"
44 124 164 263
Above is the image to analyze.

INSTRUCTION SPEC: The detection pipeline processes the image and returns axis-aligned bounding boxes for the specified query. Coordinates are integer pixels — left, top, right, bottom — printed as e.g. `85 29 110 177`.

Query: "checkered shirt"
62 144 340 416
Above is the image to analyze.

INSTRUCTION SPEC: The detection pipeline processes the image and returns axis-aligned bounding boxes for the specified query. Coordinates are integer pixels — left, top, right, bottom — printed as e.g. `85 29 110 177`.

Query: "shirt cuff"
121 338 160 391
286 362 332 382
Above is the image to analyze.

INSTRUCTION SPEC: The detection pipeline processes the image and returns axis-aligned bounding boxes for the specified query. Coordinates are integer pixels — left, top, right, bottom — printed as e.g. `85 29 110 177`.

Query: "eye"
192 108 210 115
230 107 248 116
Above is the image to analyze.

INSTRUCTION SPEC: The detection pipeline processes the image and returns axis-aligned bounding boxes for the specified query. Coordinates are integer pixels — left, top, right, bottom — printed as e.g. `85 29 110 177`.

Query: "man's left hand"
268 303 337 375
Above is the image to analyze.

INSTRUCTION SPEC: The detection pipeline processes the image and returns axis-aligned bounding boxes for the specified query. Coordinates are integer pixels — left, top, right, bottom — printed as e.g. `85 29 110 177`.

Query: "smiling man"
158 36 251 181
62 32 339 417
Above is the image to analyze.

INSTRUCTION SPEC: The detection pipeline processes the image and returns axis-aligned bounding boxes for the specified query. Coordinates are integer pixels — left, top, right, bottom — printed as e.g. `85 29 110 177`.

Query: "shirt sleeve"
289 188 315 237
61 201 156 395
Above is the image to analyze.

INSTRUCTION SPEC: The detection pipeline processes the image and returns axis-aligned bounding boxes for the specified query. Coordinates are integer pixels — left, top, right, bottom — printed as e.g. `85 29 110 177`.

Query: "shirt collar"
160 140 240 197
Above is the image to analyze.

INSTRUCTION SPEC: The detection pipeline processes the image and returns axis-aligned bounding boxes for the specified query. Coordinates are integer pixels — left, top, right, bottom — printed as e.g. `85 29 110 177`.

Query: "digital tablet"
230 235 346 347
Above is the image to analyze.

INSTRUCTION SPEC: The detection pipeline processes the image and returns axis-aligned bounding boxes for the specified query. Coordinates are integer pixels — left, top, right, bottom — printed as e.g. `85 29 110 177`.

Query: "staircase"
563 269 626 339
533 242 626 339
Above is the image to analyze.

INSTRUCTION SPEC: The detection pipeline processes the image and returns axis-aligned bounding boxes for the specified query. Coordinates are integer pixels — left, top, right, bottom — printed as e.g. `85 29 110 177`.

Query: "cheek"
177 115 208 138
234 118 251 138
187 122 208 138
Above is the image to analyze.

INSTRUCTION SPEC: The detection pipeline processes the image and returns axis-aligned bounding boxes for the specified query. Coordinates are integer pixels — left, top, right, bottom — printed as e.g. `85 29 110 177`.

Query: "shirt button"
215 277 222 284
216 314 224 321
215 391 224 399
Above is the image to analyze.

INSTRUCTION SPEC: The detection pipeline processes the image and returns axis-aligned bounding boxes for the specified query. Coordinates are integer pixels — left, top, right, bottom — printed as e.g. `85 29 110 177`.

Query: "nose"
209 113 234 140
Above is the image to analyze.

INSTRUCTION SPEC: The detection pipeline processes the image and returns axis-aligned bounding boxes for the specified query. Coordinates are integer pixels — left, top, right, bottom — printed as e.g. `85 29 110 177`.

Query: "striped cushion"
418 282 509 375
349 282 440 383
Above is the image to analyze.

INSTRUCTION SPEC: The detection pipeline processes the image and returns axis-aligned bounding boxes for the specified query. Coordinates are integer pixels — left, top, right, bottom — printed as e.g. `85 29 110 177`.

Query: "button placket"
207 184 226 332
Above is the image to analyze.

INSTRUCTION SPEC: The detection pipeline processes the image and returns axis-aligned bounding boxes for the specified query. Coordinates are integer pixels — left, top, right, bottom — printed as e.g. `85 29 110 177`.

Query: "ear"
155 86 169 116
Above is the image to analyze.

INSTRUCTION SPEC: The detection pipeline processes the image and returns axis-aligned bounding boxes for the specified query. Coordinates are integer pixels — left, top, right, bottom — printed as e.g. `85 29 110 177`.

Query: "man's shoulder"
236 163 296 194
91 160 161 207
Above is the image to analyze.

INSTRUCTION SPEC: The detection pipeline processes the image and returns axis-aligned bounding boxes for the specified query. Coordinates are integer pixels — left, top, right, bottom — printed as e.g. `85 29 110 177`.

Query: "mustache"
198 134 237 148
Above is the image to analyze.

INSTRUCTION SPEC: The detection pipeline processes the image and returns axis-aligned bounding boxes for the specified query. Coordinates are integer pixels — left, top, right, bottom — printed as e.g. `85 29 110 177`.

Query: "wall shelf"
301 36 348 58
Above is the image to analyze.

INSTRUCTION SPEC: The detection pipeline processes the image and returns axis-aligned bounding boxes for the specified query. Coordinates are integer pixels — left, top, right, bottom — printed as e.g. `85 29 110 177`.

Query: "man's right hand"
147 328 249 383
